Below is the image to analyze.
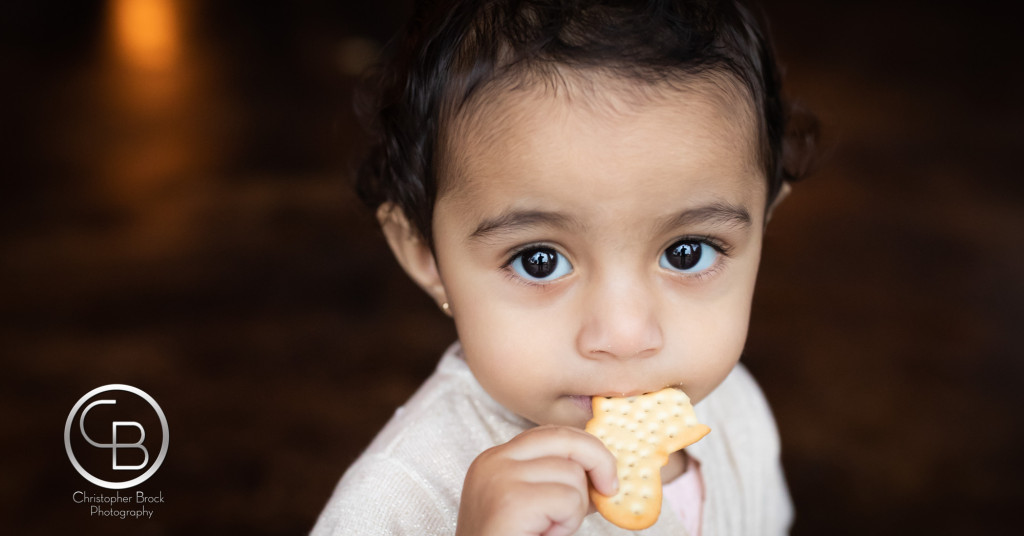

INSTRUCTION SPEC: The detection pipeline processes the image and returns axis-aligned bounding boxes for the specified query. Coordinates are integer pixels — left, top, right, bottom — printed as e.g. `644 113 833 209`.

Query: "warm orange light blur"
110 0 181 71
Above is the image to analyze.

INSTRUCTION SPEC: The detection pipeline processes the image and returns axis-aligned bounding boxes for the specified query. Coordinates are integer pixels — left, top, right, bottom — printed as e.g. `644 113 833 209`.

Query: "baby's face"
433 76 767 428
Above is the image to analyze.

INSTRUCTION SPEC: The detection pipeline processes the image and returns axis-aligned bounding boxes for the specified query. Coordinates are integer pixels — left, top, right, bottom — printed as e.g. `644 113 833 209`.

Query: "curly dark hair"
355 0 817 246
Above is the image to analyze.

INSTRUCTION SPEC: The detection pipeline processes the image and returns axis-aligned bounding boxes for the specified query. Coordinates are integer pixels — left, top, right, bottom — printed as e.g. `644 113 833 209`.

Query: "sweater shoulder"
312 346 531 534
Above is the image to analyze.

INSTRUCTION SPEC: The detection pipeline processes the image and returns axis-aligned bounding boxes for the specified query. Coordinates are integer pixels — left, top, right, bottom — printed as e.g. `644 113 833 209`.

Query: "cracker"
585 388 710 530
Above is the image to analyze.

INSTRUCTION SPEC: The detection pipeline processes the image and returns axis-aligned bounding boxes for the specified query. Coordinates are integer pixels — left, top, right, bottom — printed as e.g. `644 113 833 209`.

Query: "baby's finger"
511 456 589 514
510 481 588 536
504 425 619 497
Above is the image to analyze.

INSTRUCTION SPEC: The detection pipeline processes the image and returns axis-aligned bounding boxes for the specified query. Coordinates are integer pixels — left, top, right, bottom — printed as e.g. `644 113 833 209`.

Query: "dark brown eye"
511 247 572 281
660 240 717 273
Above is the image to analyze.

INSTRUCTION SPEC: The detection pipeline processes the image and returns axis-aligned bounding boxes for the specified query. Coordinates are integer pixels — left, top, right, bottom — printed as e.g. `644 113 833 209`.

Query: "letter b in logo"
80 399 149 470
65 385 169 489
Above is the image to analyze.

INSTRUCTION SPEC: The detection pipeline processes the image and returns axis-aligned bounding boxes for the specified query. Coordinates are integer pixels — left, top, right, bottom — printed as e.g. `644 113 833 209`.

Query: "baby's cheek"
458 329 541 388
687 314 748 402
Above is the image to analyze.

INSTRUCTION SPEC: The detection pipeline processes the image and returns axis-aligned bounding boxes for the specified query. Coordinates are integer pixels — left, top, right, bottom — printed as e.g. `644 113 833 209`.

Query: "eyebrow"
656 202 753 234
469 209 583 242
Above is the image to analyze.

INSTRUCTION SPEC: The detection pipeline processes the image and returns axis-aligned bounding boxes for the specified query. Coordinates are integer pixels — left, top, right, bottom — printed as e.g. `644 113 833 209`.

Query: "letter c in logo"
80 399 150 471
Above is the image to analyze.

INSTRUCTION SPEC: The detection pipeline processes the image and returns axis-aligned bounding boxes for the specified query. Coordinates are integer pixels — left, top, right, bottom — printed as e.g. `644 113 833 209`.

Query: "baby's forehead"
437 69 761 196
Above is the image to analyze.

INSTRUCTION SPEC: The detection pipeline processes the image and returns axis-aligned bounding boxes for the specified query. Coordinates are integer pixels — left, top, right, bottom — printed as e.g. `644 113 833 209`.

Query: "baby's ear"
765 181 791 224
377 203 448 306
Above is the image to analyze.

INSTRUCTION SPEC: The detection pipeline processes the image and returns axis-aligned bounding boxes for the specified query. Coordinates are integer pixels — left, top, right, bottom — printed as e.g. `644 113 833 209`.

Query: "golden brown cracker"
585 388 710 530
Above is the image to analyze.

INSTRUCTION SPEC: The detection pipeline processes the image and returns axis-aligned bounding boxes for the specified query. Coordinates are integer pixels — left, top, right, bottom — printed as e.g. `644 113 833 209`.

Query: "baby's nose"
576 276 664 361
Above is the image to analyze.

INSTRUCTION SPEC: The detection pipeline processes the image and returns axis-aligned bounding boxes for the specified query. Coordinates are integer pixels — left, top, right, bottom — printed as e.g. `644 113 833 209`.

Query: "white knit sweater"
312 342 792 535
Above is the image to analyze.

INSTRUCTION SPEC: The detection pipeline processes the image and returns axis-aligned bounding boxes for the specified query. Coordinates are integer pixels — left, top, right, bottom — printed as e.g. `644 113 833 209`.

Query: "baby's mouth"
570 387 684 420
567 395 593 417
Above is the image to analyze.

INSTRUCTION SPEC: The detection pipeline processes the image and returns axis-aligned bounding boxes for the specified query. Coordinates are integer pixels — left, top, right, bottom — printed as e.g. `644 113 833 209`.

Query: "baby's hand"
456 425 618 536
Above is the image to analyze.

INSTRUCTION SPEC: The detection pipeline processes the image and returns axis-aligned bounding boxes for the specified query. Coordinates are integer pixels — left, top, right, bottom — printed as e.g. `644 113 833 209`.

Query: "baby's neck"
660 450 688 483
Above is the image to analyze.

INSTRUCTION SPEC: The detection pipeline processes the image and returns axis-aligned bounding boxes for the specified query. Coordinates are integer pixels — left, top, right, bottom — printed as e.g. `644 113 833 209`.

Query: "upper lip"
587 386 678 399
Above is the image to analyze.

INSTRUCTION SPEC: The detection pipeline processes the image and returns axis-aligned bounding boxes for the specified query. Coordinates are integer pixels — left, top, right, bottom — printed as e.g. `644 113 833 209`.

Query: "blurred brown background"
1 1 1021 534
